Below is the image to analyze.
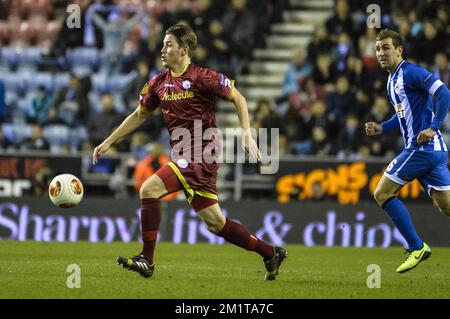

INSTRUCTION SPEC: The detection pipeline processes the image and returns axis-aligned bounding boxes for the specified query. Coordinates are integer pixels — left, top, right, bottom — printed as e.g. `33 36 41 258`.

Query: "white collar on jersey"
390 60 405 77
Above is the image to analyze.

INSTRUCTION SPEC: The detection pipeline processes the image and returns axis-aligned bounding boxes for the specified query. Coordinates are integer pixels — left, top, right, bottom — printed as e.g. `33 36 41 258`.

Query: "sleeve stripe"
227 80 236 101
429 79 444 96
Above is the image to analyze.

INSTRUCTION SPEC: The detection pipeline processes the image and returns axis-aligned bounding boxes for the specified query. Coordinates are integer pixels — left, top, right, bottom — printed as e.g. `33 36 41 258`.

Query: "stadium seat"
66 47 100 70
91 73 109 93
22 72 53 91
16 47 41 67
0 72 23 93
42 124 70 147
112 93 126 113
68 126 88 149
52 73 70 90
2 122 33 143
108 73 134 92
1 46 18 69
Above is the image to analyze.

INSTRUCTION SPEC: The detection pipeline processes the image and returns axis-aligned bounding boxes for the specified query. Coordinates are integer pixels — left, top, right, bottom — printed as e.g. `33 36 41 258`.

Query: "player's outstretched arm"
231 88 262 161
93 105 150 165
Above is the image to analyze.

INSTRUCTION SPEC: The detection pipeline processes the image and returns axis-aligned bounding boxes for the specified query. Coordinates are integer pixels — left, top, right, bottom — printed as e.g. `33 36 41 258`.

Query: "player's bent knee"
140 179 164 199
438 206 450 218
373 187 388 206
203 219 225 234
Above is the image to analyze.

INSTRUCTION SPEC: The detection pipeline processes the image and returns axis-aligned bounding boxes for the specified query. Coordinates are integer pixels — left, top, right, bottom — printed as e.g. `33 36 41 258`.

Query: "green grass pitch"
1 241 450 299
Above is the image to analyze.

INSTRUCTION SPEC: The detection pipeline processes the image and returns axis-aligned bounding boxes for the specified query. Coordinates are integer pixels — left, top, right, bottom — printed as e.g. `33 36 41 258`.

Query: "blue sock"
382 197 423 251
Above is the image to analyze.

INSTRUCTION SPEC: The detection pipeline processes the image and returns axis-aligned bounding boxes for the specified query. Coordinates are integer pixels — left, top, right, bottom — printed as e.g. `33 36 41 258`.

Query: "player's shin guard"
217 217 275 260
382 197 423 251
140 197 161 264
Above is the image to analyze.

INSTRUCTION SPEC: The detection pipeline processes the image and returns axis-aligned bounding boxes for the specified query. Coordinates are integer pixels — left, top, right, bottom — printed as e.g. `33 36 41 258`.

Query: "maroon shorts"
155 159 219 208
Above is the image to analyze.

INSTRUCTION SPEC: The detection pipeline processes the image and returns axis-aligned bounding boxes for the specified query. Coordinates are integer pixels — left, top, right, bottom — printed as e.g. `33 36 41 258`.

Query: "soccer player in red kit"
92 24 287 280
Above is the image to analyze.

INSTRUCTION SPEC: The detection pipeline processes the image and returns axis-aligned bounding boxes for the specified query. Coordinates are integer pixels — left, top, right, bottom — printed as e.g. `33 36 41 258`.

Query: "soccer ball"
48 174 84 208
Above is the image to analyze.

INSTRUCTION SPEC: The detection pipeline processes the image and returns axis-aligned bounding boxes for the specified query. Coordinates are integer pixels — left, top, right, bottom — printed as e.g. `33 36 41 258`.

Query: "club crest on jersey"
394 103 405 118
177 159 189 169
182 80 191 89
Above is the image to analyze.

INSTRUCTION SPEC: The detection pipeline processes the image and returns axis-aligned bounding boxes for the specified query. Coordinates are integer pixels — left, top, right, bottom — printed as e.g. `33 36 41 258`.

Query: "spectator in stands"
134 106 165 144
192 0 223 37
358 22 377 70
137 17 164 65
410 19 447 66
26 85 52 124
309 125 333 156
432 53 449 87
362 95 398 157
282 47 312 97
204 19 233 75
325 0 355 40
267 0 290 24
312 53 338 89
88 93 123 146
287 99 331 155
327 76 356 124
221 0 258 74
333 32 355 72
336 113 363 158
20 124 50 152
91 5 144 75
0 80 5 121
51 74 90 126
397 16 414 59
307 25 334 63
133 143 177 201
344 55 368 88
0 1 6 20
122 59 150 108
252 98 284 141
364 95 392 125
287 77 325 120
353 88 371 120
47 1 89 57
160 0 193 31
130 132 151 161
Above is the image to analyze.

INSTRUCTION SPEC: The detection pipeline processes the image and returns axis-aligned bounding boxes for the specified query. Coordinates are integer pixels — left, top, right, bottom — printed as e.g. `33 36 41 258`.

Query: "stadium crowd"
0 0 448 164
272 0 449 158
0 0 287 163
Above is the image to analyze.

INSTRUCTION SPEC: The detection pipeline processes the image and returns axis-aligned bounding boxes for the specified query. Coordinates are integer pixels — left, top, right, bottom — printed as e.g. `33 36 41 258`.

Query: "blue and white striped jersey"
387 60 446 151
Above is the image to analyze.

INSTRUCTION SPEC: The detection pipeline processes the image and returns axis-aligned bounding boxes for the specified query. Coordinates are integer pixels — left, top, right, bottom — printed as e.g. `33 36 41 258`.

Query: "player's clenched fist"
365 122 382 136
417 128 436 145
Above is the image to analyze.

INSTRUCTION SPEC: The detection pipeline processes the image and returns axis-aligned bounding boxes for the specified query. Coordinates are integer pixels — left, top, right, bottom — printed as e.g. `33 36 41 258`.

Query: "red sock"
217 217 275 260
140 198 161 264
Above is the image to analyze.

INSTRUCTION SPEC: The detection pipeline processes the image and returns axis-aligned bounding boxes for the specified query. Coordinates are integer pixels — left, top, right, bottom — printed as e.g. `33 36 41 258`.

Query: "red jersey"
139 63 235 164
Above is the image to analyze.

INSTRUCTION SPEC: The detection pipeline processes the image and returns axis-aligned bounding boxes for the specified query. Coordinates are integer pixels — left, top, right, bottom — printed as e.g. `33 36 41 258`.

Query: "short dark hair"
166 24 197 58
376 29 403 48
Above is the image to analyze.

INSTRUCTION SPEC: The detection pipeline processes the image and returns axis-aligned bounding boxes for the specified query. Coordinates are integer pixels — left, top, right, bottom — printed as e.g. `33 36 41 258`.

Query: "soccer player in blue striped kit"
365 29 450 273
